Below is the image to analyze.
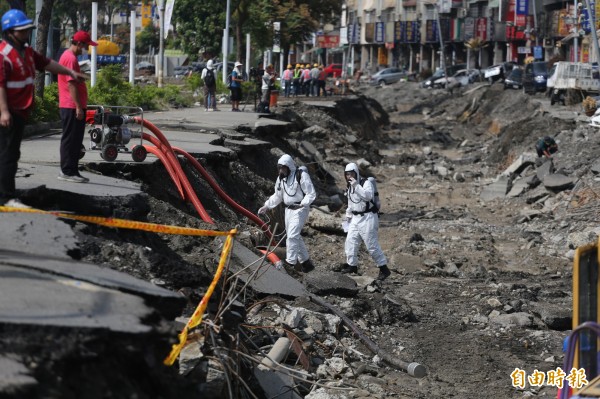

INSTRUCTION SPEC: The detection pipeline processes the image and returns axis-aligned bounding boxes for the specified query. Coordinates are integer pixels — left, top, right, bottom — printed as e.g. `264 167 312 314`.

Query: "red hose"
173 148 271 238
134 117 213 224
142 143 185 199
257 248 281 266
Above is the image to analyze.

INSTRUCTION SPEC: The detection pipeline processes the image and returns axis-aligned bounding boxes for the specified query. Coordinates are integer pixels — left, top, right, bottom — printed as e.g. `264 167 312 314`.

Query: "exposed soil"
8 82 600 398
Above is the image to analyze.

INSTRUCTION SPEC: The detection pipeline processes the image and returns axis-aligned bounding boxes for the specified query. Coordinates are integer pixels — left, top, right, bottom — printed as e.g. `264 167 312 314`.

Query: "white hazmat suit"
344 162 387 269
259 154 316 266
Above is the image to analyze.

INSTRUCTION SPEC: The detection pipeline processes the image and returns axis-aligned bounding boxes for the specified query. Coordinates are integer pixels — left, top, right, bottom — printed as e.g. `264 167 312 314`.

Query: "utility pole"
223 0 231 84
434 5 448 83
157 0 165 87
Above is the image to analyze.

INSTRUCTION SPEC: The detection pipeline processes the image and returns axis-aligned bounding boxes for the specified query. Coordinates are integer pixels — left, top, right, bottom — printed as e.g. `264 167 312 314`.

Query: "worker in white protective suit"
258 154 316 272
341 162 391 281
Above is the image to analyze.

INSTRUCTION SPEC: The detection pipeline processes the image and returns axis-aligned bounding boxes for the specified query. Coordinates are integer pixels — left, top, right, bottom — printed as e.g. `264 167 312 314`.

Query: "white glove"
348 177 358 187
258 206 268 215
342 217 351 233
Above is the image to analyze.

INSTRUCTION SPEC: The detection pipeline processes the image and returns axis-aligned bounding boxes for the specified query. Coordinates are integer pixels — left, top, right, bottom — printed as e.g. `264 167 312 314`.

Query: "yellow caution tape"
0 206 238 366
0 206 230 237
163 229 236 366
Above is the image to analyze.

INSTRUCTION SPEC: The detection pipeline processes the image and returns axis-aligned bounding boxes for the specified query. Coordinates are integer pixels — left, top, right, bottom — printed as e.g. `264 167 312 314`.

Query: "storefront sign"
375 22 385 43
316 35 340 48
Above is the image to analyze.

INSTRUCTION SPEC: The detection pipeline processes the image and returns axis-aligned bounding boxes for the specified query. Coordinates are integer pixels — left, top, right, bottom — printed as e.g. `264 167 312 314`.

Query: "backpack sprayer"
84 105 147 162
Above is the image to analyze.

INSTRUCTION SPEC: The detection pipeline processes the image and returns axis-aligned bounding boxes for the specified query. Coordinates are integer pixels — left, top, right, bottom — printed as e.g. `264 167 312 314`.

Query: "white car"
433 69 475 88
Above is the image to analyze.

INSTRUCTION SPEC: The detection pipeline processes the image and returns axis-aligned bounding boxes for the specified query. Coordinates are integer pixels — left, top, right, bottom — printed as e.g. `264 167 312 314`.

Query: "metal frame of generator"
85 105 147 163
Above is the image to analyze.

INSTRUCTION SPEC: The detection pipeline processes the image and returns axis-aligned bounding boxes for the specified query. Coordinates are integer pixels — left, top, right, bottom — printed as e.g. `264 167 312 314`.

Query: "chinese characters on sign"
316 35 341 49
375 22 385 43
510 368 588 390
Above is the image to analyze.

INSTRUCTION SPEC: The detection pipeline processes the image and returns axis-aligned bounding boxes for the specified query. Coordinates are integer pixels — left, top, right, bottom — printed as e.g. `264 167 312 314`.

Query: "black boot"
341 263 358 274
377 265 391 281
301 259 315 273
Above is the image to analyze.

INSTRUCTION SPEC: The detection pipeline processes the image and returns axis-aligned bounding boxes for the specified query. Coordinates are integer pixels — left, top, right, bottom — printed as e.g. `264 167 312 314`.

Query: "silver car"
369 67 407 86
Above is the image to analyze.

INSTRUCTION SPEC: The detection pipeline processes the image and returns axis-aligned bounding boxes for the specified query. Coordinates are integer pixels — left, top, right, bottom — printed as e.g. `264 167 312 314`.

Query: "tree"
465 38 487 71
35 0 55 99
136 24 159 54
244 0 341 64
172 0 226 60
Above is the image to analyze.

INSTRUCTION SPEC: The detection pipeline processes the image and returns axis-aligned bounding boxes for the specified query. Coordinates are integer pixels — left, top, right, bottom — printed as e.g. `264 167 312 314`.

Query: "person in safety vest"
292 64 302 97
258 154 316 273
341 162 392 281
282 64 293 98
301 64 311 97
0 9 88 208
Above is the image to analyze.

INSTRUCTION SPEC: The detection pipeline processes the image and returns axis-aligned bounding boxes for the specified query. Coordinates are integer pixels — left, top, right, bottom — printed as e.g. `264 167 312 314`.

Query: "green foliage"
137 24 159 54
173 0 225 58
187 72 203 93
30 65 192 123
88 65 132 105
30 83 60 124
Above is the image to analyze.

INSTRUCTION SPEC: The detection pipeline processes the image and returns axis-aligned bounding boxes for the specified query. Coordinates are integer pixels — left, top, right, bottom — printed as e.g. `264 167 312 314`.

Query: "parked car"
173 65 192 78
191 62 206 73
433 69 478 88
135 61 155 73
503 67 523 90
323 63 343 77
214 62 236 73
420 64 467 88
369 67 407 86
484 61 518 84
522 61 548 94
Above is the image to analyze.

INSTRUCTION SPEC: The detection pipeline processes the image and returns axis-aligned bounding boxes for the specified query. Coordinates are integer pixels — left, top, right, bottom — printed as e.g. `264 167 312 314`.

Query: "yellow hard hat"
305 64 310 68
287 64 292 69
296 63 301 68
313 63 318 67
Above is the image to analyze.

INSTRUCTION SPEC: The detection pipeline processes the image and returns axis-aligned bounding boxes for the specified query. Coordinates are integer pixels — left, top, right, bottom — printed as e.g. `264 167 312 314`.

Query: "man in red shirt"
0 10 87 207
57 30 97 183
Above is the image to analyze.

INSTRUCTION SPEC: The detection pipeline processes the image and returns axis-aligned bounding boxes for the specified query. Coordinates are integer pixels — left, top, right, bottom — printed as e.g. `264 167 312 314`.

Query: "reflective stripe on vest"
0 42 36 111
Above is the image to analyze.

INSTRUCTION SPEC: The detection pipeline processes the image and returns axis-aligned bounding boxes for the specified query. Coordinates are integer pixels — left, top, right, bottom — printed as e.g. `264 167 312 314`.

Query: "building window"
424 4 435 20
381 9 393 22
404 6 417 21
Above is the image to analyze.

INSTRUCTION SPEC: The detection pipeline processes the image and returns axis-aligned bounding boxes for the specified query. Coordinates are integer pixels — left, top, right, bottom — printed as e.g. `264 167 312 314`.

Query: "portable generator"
85 105 147 162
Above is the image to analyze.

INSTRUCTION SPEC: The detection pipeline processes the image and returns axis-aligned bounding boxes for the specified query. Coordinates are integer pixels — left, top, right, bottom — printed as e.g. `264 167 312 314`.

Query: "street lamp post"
158 0 165 88
223 0 231 84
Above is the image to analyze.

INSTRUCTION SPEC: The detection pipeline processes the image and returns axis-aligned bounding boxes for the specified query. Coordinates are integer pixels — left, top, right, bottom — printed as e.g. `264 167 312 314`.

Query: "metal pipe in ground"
310 295 427 378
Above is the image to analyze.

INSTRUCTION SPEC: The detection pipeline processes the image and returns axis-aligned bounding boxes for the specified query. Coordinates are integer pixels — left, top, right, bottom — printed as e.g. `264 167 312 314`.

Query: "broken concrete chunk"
480 175 510 201
543 174 575 191
502 152 536 177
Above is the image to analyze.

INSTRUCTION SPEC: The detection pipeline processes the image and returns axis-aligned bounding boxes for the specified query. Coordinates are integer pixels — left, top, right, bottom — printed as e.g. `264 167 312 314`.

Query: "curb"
24 121 61 139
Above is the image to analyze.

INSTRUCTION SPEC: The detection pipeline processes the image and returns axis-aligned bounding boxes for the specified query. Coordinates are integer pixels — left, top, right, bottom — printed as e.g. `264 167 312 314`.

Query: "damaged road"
1 82 596 398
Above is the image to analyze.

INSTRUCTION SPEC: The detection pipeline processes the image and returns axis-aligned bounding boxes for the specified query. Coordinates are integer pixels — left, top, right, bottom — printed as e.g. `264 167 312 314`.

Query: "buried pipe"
173 148 271 239
135 119 213 224
252 241 426 377
258 337 291 371
143 144 185 199
256 247 283 269
309 295 427 378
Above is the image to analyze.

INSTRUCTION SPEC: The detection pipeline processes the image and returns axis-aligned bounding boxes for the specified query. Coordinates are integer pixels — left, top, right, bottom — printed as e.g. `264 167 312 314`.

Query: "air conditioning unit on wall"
458 8 467 18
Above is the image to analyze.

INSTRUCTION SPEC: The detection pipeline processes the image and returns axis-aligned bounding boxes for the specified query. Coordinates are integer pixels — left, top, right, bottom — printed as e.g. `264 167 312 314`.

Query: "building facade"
340 0 598 76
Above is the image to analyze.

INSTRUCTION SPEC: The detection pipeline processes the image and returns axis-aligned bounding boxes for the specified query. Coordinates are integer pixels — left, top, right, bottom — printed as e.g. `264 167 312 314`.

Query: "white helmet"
207 60 214 70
